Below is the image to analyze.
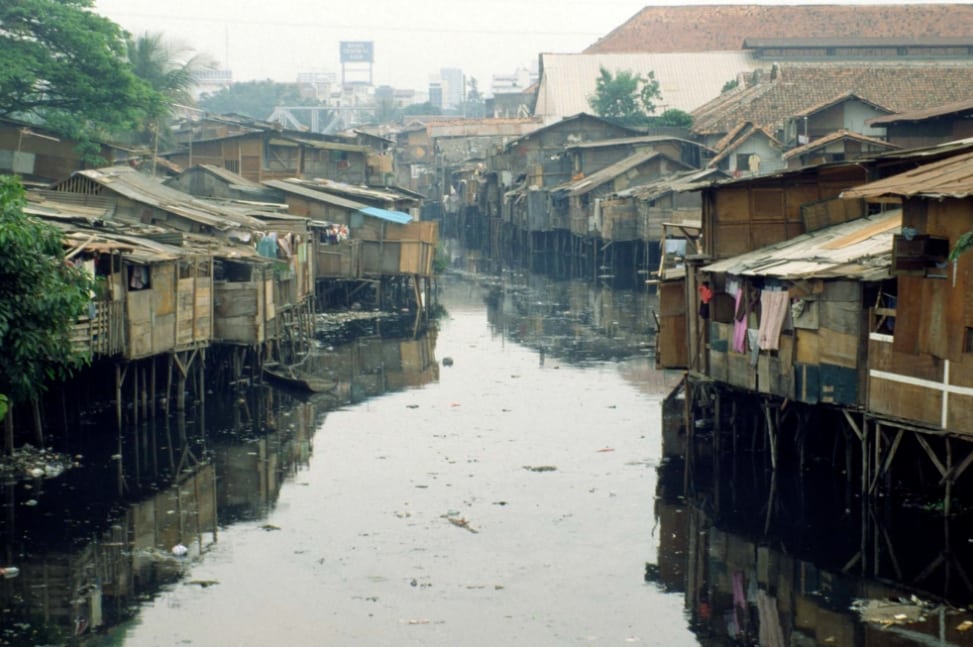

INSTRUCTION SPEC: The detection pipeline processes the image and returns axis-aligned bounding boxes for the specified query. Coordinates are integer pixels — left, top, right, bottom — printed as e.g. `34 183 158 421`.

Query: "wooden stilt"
31 398 43 447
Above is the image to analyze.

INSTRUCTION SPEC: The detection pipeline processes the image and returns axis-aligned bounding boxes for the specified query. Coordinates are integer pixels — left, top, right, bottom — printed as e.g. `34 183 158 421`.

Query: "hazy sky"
92 0 954 94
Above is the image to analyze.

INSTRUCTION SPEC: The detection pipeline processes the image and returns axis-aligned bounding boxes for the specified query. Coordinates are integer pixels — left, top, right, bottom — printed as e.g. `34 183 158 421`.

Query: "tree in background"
459 77 486 119
198 80 315 121
0 0 161 161
127 32 212 148
654 109 694 128
588 67 662 128
0 177 92 452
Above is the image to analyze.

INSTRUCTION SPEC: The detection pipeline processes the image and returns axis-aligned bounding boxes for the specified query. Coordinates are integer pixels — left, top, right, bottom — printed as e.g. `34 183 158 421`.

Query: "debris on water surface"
261 524 281 531
0 444 76 483
441 512 478 533
524 465 557 472
851 596 933 627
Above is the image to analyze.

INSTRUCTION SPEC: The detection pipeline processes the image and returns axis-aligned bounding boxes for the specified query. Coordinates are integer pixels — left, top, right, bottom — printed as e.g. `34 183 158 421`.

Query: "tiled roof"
781 130 899 161
691 63 973 136
708 124 782 166
585 5 973 53
868 97 973 125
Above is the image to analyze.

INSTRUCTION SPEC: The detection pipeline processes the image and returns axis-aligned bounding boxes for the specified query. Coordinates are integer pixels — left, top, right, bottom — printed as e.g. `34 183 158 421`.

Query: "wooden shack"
491 113 640 190
27 192 214 361
842 150 973 435
0 117 129 185
562 151 693 239
701 211 899 406
265 178 438 282
162 129 373 185
163 163 282 202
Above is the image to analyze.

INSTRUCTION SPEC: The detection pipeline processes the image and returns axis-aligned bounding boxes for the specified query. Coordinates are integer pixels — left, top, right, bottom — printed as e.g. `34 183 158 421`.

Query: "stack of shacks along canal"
10 118 438 438
13 3 973 642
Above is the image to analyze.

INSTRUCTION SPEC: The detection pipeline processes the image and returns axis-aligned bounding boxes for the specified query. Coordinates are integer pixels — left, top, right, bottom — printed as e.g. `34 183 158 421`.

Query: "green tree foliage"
653 109 694 128
198 80 315 121
587 67 662 128
127 32 206 108
126 32 211 147
0 177 92 408
459 77 486 118
0 0 161 157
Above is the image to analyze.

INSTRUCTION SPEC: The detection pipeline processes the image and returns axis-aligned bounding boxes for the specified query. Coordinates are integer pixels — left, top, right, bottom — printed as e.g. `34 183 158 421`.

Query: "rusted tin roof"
841 149 973 199
703 210 901 280
263 178 366 210
71 167 266 231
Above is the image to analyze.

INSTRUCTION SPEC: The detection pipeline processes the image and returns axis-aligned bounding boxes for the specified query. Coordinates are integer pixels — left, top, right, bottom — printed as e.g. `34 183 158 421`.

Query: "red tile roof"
691 63 973 136
585 4 973 53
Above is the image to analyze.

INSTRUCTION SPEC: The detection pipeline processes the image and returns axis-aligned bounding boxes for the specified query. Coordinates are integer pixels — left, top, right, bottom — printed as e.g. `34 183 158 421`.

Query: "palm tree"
126 32 213 154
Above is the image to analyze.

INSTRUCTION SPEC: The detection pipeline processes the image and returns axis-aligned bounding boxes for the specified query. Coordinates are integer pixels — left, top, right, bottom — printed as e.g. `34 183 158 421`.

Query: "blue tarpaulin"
358 206 413 224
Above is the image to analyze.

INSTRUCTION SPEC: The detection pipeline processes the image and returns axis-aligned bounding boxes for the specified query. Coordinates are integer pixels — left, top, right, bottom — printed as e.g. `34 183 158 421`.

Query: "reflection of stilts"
112 349 207 495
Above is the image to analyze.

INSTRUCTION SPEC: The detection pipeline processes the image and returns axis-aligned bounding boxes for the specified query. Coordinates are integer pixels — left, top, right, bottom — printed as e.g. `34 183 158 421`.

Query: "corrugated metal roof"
297 178 417 205
196 164 265 189
566 134 712 152
75 167 266 231
263 179 366 210
358 206 413 224
703 210 901 280
841 149 973 199
563 150 668 196
534 52 761 122
612 168 728 200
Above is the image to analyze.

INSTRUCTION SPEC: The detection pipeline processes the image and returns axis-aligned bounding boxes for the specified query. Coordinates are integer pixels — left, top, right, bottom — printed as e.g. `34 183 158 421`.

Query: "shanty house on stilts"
841 149 973 514
265 178 438 315
48 166 317 409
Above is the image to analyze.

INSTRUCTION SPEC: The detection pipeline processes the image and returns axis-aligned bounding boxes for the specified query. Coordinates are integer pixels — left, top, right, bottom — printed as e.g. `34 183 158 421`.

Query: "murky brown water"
4 272 973 646
104 275 687 646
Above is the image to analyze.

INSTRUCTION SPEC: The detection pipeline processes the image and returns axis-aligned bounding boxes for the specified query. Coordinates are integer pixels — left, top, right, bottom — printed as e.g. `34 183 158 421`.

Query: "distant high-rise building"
428 79 444 110
439 68 464 109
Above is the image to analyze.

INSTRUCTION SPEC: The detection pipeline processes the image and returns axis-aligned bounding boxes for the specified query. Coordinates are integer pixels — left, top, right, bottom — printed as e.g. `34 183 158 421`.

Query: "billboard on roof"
340 41 374 63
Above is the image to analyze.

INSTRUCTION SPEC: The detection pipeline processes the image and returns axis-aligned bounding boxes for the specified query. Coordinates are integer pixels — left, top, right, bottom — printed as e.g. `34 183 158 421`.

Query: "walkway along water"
2 272 972 645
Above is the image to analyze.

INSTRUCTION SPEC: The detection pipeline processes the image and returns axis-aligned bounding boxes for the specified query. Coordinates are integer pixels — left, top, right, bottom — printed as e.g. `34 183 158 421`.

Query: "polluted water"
3 272 972 646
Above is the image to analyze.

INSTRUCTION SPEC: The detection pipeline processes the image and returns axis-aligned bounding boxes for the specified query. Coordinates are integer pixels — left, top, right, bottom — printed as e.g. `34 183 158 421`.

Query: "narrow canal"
2 271 973 646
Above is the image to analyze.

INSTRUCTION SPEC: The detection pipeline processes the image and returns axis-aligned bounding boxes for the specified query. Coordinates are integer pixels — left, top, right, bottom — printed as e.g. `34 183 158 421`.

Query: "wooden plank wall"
705 166 867 260
869 197 973 434
657 279 688 368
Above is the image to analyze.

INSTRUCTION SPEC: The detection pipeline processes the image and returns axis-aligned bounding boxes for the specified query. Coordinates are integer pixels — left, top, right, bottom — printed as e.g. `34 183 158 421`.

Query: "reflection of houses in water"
0 463 217 639
482 273 660 366
303 333 440 403
652 459 973 646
